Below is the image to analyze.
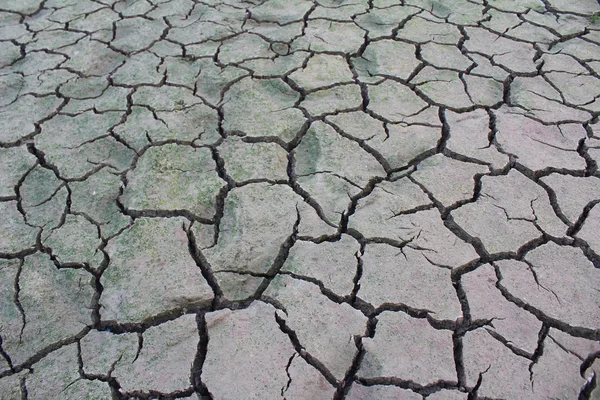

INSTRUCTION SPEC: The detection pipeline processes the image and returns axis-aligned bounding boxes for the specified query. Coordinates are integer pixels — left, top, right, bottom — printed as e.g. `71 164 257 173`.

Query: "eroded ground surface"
1 0 600 398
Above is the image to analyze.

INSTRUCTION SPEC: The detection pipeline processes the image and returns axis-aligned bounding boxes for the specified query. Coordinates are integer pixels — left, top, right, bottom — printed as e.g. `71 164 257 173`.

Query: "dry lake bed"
1 0 600 398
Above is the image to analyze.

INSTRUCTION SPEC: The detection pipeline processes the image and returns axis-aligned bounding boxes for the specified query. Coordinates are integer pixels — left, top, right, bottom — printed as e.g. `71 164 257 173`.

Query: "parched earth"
1 0 600 399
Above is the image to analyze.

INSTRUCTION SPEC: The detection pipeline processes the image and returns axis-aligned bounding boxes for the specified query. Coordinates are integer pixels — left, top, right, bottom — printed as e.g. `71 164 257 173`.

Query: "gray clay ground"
1 0 600 399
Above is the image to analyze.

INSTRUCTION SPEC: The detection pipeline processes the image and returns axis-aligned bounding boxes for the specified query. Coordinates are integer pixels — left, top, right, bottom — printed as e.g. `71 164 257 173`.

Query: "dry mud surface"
1 0 600 399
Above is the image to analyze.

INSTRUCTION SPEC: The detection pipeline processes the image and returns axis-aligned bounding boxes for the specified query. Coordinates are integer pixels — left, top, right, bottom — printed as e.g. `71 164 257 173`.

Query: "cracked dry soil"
1 0 600 399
